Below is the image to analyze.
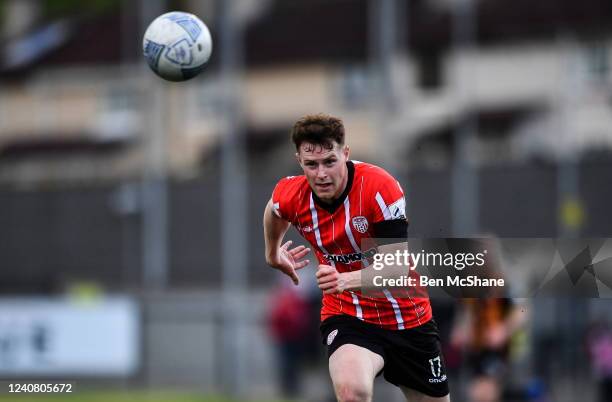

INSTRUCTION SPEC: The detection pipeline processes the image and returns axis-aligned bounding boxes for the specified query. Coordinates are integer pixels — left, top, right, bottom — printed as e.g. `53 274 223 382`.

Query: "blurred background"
0 0 611 401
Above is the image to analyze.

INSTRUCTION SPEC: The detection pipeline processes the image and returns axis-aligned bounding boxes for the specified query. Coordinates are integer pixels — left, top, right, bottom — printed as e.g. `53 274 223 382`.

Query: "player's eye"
325 159 336 166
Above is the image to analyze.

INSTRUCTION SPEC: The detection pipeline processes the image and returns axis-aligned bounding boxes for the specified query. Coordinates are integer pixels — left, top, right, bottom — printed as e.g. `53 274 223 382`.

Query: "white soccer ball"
143 11 212 82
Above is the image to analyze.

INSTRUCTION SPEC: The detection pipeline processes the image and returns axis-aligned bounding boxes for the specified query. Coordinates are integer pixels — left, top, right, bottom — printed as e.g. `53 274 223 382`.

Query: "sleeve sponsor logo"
272 202 281 218
388 197 406 220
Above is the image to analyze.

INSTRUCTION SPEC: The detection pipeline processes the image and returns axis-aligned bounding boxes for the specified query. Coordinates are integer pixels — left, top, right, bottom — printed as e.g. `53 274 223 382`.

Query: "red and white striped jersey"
272 161 432 330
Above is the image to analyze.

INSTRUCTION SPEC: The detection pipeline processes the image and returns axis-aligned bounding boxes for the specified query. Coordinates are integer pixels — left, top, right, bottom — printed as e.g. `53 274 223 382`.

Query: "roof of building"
2 0 611 78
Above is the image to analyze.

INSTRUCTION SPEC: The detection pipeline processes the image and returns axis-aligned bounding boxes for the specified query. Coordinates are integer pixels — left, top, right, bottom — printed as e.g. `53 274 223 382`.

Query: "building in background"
0 1 611 401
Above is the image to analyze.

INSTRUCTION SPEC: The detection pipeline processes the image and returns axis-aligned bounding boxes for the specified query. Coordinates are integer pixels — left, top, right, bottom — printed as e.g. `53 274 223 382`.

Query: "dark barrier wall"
1 162 611 293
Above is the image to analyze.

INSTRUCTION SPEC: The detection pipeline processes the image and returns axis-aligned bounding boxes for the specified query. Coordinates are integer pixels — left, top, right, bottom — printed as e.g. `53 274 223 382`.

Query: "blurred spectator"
266 281 311 398
587 320 612 402
452 298 526 402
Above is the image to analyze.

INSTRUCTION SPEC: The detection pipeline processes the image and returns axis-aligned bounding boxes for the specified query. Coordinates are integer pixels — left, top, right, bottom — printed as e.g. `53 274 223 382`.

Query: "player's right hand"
268 240 310 285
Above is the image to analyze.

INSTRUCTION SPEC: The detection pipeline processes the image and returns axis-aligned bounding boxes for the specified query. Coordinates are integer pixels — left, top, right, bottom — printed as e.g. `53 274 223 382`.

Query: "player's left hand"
270 240 311 285
316 264 347 294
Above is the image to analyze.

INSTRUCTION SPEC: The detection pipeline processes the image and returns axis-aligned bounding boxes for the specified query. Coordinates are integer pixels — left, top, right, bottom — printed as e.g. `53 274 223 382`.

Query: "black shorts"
320 315 449 398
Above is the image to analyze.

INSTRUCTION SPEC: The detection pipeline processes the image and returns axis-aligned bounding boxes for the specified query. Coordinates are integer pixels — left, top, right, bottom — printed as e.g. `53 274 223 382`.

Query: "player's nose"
316 166 327 179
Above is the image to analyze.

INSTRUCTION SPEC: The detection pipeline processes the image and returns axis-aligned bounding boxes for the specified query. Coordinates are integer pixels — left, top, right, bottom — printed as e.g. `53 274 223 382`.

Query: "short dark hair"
291 114 345 151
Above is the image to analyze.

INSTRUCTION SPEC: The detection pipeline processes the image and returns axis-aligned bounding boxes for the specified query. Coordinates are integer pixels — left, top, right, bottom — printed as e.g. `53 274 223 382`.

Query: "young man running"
263 114 450 402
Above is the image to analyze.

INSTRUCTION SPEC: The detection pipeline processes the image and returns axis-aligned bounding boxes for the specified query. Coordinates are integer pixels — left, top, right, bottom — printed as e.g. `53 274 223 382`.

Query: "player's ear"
343 145 350 160
295 152 302 165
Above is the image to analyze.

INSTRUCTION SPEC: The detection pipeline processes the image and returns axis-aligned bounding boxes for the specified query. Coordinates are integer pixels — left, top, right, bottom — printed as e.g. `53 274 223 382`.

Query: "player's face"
296 142 350 203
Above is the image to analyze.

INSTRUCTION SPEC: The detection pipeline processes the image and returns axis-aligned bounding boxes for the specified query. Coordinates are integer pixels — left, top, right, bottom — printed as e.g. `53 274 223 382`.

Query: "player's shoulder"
275 174 308 189
273 174 309 199
272 175 309 221
352 160 405 201
352 160 398 183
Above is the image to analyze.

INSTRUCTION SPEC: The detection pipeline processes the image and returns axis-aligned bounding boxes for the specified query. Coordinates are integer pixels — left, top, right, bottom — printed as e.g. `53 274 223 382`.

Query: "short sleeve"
271 176 302 223
370 170 407 224
365 167 408 240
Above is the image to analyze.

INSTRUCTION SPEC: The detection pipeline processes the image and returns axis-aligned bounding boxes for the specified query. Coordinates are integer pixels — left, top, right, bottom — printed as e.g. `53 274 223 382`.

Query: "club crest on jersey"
352 216 369 234
327 329 338 345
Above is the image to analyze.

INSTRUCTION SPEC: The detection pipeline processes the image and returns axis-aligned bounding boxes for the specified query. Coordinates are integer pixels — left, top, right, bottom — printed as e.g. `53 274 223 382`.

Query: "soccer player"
263 114 450 402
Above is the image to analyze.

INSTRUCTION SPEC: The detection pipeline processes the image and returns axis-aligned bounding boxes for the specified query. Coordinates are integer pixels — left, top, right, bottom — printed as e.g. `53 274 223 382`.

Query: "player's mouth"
316 183 333 190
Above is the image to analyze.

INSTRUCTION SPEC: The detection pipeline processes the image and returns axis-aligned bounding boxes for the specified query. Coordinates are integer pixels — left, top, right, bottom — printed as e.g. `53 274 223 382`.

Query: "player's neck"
334 169 349 201
320 164 349 204
312 161 355 213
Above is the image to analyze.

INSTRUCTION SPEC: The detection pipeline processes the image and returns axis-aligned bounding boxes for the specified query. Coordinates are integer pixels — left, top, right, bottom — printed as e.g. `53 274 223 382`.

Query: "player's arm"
263 198 310 285
317 169 410 294
316 241 410 294
263 197 290 262
317 219 411 294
